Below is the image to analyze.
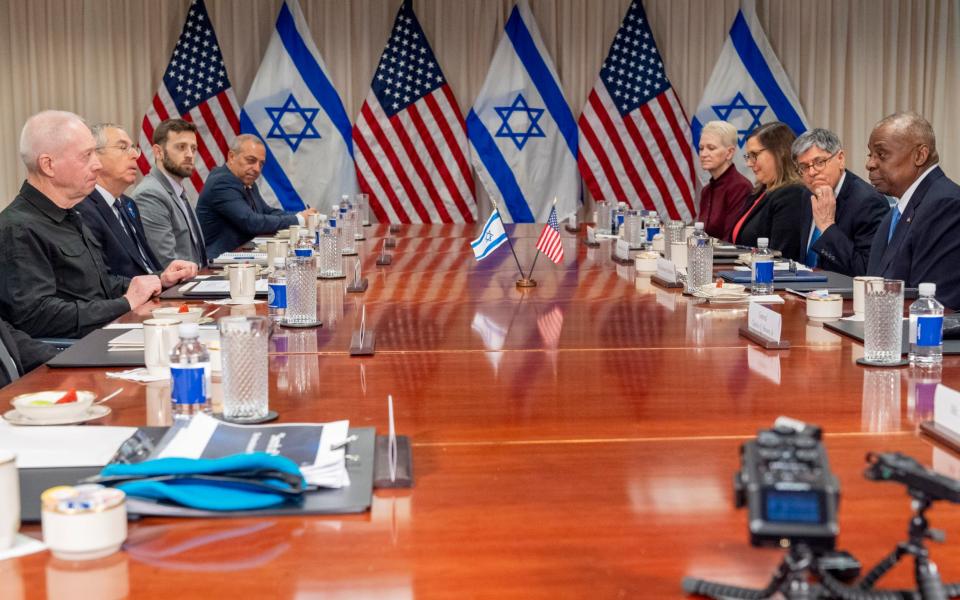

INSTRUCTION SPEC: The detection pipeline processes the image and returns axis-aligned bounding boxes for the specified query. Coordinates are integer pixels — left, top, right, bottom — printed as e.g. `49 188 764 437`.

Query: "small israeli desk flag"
466 0 578 224
240 0 358 211
471 209 508 261
690 0 808 181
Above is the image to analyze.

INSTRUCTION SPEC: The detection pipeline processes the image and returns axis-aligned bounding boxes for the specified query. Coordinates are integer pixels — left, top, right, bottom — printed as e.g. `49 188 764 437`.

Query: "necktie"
887 206 902 242
0 336 19 383
115 198 155 271
180 192 209 266
243 186 257 211
805 227 822 268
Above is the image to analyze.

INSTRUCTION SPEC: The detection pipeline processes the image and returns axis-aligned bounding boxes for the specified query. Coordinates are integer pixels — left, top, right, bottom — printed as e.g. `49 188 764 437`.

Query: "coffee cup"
143 318 181 377
226 263 257 303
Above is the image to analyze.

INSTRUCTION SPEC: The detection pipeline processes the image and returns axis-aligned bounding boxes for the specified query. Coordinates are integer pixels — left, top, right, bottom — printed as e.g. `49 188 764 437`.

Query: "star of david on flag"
690 0 808 181
265 94 321 151
467 0 579 224
240 0 357 211
470 208 508 261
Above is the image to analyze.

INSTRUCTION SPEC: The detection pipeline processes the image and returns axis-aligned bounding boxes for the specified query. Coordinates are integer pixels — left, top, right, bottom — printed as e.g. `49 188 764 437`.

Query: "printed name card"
655 258 677 283
934 384 960 436
615 239 631 260
748 302 782 342
586 226 596 244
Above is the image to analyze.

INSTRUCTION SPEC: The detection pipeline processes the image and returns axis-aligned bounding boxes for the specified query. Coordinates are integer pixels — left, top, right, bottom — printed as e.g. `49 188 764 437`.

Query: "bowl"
152 306 203 323
12 391 96 421
806 293 843 320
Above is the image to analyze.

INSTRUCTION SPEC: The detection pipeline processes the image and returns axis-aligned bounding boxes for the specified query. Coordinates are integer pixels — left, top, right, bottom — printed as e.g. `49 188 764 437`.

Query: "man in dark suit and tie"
865 112 960 309
76 124 197 283
197 134 316 259
791 128 888 276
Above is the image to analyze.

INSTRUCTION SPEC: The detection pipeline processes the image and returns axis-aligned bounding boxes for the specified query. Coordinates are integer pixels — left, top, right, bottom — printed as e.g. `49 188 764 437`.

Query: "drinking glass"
624 211 643 249
864 279 904 364
219 316 270 421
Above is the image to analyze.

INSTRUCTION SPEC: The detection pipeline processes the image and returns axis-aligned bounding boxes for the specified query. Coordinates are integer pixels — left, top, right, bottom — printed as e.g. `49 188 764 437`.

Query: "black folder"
823 319 960 355
46 328 143 368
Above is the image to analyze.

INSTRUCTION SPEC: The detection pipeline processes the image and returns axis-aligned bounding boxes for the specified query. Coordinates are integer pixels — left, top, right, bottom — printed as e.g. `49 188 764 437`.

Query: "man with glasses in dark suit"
76 123 197 283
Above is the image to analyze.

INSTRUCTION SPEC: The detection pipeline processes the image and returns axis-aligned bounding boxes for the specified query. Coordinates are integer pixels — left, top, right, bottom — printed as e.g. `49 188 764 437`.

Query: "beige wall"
0 0 957 207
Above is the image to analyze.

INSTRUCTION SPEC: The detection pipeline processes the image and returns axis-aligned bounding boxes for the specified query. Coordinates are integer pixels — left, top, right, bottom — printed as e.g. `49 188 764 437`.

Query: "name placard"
586 226 597 245
748 302 782 342
934 384 960 436
655 257 677 283
615 239 631 260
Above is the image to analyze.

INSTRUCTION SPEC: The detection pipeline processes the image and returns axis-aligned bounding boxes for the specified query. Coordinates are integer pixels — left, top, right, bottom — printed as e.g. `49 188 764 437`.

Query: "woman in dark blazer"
730 122 809 262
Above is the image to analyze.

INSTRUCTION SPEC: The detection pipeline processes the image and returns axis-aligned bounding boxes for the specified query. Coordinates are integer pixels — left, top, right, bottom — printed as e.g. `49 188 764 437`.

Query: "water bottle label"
294 248 313 257
171 363 207 405
268 283 287 309
646 226 660 242
916 315 943 347
754 261 774 284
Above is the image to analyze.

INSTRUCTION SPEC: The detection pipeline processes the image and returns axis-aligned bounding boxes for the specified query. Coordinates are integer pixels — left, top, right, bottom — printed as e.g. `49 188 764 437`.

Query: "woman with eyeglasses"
730 121 809 262
697 120 753 242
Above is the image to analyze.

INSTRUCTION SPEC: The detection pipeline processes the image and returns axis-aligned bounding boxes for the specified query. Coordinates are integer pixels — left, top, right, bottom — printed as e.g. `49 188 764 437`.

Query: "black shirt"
0 182 131 338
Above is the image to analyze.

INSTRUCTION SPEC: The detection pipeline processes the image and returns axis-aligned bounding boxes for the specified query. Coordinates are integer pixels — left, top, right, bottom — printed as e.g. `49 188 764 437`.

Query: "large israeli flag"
691 0 808 182
240 0 357 211
467 0 578 224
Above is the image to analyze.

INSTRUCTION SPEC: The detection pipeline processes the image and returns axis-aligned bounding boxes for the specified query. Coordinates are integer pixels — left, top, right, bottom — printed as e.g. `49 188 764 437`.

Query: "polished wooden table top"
5 224 960 599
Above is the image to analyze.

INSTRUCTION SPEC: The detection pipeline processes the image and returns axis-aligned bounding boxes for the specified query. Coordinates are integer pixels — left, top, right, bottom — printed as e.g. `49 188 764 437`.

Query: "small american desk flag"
136 0 240 198
578 1 696 222
353 0 476 224
535 206 564 264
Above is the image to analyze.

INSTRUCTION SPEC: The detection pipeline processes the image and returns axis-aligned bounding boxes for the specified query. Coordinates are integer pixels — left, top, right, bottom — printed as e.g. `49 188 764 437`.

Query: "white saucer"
203 299 267 306
3 405 111 426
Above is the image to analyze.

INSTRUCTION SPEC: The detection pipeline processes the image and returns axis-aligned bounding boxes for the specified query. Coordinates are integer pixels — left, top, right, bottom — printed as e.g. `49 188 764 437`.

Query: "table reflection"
46 552 129 600
861 369 902 432
906 364 942 423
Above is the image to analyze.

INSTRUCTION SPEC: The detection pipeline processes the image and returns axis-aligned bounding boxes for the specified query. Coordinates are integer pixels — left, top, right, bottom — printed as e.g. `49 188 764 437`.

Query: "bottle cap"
694 222 704 230
757 237 769 248
179 322 200 338
273 257 285 268
919 282 936 296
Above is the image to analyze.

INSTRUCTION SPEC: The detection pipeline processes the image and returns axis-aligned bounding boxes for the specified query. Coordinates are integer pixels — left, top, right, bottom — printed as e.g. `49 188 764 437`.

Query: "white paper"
655 257 677 283
748 302 782 342
614 239 631 260
108 329 220 349
0 534 46 560
191 280 268 294
586 226 596 244
749 294 785 304
0 422 137 468
934 384 960 435
103 323 144 330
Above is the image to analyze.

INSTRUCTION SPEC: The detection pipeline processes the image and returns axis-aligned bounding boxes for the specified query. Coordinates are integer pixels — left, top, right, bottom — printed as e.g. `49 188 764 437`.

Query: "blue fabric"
100 453 306 512
805 226 821 268
466 110 535 223
887 205 901 242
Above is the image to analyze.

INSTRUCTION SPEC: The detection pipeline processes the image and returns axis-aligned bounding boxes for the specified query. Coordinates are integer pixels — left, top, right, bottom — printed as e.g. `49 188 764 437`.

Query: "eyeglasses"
796 151 839 176
98 144 142 158
743 148 768 164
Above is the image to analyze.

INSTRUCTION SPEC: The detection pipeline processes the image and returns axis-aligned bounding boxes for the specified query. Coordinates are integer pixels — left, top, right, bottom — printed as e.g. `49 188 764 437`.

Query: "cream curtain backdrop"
0 0 957 214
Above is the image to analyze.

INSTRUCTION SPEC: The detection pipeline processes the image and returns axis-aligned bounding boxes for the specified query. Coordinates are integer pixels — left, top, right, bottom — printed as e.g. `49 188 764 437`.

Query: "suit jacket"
867 166 960 310
76 189 162 278
0 317 57 388
130 168 205 268
801 170 889 277
733 183 809 262
197 165 299 259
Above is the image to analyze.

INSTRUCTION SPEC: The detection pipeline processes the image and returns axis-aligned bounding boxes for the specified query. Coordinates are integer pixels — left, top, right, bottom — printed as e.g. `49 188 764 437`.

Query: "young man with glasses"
791 128 888 276
76 123 198 283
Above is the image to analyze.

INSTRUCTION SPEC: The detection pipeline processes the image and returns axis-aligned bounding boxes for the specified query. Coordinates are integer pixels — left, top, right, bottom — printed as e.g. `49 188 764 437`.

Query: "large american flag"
535 206 564 264
578 1 696 222
353 0 476 224
136 0 240 198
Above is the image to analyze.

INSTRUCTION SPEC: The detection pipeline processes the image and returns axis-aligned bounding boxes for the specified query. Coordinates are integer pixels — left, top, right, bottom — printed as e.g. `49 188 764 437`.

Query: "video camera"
734 417 840 551
865 451 960 504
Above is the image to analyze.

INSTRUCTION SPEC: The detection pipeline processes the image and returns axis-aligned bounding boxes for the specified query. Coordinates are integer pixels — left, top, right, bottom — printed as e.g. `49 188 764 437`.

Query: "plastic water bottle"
267 257 287 323
909 282 944 365
685 222 713 294
286 230 318 324
169 322 210 420
644 211 661 251
751 237 774 295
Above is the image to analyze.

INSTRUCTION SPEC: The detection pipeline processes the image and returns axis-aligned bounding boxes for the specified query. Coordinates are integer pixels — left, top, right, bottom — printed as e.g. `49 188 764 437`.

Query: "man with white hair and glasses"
791 128 888 276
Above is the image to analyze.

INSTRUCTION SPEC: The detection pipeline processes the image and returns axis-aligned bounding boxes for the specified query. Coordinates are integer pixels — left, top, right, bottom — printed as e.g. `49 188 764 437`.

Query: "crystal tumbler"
219 316 270 421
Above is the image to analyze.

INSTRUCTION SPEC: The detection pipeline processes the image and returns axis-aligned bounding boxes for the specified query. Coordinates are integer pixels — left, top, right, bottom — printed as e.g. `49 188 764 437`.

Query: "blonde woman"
697 120 752 241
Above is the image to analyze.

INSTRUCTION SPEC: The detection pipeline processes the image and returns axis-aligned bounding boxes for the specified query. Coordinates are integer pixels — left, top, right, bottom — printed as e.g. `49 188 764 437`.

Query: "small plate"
3 405 111 426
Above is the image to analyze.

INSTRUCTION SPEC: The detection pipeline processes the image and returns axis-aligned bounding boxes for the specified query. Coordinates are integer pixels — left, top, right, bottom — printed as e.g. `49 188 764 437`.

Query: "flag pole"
493 199 532 285
525 197 557 285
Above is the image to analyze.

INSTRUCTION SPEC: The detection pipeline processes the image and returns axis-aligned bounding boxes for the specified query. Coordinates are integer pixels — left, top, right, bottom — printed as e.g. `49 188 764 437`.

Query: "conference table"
4 224 960 599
